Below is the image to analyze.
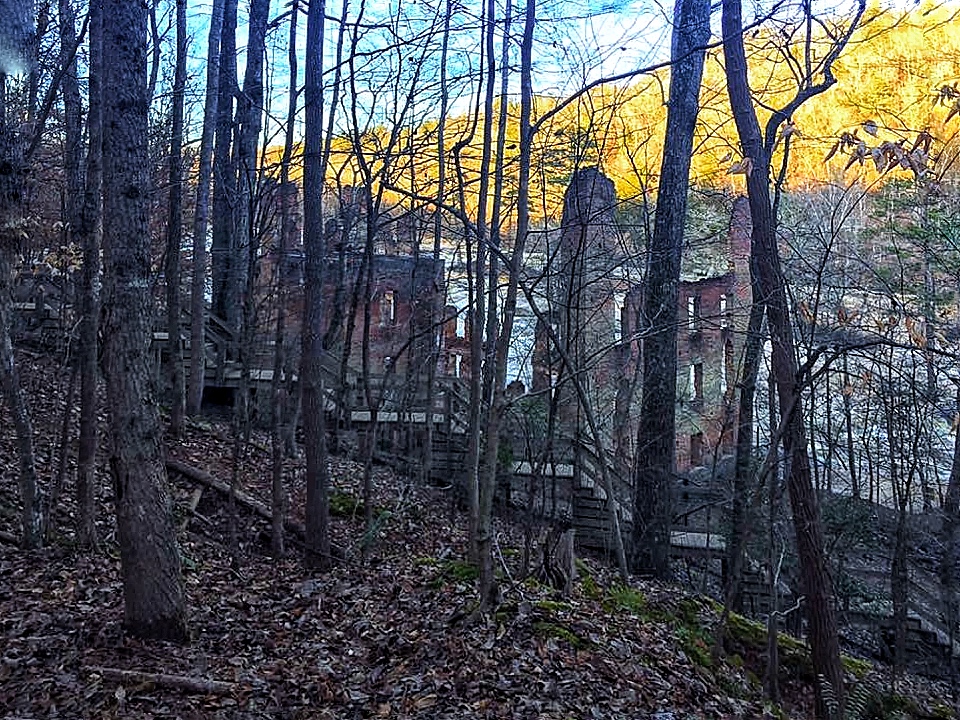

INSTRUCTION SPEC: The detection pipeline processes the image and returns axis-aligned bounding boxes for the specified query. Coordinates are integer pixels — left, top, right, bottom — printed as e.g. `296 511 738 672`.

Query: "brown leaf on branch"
726 156 754 176
946 100 960 124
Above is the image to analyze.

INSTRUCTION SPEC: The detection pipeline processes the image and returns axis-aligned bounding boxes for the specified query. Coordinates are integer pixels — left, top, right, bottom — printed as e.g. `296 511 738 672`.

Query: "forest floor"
1 354 957 719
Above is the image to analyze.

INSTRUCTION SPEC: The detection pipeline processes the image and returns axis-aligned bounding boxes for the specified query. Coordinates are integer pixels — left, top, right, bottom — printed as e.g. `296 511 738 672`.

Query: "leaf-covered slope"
0 355 955 719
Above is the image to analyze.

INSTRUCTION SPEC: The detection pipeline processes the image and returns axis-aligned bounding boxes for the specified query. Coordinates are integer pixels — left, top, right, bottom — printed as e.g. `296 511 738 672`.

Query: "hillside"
291 3 960 230
0 355 957 719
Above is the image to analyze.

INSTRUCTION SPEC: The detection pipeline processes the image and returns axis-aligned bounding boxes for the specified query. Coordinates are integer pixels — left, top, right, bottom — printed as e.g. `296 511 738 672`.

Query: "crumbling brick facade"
531 168 752 473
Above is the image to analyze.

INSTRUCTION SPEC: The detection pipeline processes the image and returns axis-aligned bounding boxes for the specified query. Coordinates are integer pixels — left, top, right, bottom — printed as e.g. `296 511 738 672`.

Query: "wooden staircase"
153 308 472 481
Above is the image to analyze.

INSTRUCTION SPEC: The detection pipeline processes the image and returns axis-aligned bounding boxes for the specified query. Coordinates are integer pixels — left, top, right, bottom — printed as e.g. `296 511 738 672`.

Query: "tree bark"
187 0 226 416
633 0 710 578
75 0 102 549
302 0 332 570
165 0 188 439
101 0 188 641
462 0 496 565
940 385 960 693
59 0 82 245
721 0 849 708
89 666 235 695
211 0 238 330
231 0 270 338
0 16 42 549
726 294 764 613
423 0 454 485
476 0 534 609
270 0 300 559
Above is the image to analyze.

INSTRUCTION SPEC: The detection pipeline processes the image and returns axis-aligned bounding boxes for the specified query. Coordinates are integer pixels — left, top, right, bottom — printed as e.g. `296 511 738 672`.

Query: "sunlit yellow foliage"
262 2 960 228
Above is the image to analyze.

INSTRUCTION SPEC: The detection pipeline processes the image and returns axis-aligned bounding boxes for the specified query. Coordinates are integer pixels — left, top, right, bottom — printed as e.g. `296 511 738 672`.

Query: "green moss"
574 559 601 599
727 612 805 654
533 620 585 648
931 701 955 719
677 623 714 668
678 596 704 621
603 584 648 614
329 491 363 518
523 575 543 589
841 655 872 679
669 598 714 669
430 559 479 588
724 611 811 679
495 601 519 624
534 599 572 614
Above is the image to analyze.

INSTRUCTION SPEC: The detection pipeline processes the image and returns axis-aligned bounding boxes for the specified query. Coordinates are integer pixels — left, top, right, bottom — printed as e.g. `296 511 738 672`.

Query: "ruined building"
531 168 751 474
257 170 750 479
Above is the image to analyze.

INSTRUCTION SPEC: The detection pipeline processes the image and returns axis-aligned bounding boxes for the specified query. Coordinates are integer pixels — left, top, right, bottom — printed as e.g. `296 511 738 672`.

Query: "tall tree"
58 0 82 244
187 0 226 416
476 0 535 608
232 0 270 343
720 0 864 709
0 0 43 549
941 385 960 690
270 0 301 558
211 0 238 329
421 0 454 486
462 0 496 566
74 0 102 548
164 0 188 438
302 0 332 569
101 0 188 641
632 0 711 578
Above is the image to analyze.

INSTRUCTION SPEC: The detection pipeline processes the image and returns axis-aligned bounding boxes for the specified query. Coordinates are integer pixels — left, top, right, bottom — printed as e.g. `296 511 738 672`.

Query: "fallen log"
165 458 347 561
165 458 304 538
88 665 235 695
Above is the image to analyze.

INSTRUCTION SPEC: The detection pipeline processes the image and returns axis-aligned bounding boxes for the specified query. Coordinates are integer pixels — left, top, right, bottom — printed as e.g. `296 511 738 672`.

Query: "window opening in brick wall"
381 290 396 324
688 293 702 332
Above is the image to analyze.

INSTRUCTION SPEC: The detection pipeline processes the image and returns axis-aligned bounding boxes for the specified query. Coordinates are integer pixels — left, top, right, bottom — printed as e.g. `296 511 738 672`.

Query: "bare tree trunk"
101 0 187 641
45 366 77 541
722 0 857 708
633 0 710 578
462 0 496 564
232 0 270 334
211 0 238 329
26 3 45 123
269 0 300 559
726 296 764 613
187 0 225 416
842 354 858 498
59 0 82 245
765 368 781 704
75 0 102 549
940 385 960 696
164 0 188 439
0 263 42 549
423 0 453 485
476 0 535 609
302 0 332 570
0 18 42 548
892 494 909 681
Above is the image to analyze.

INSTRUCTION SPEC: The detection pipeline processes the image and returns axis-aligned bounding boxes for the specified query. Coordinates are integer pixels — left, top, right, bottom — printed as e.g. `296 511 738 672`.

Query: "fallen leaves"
0 354 956 719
